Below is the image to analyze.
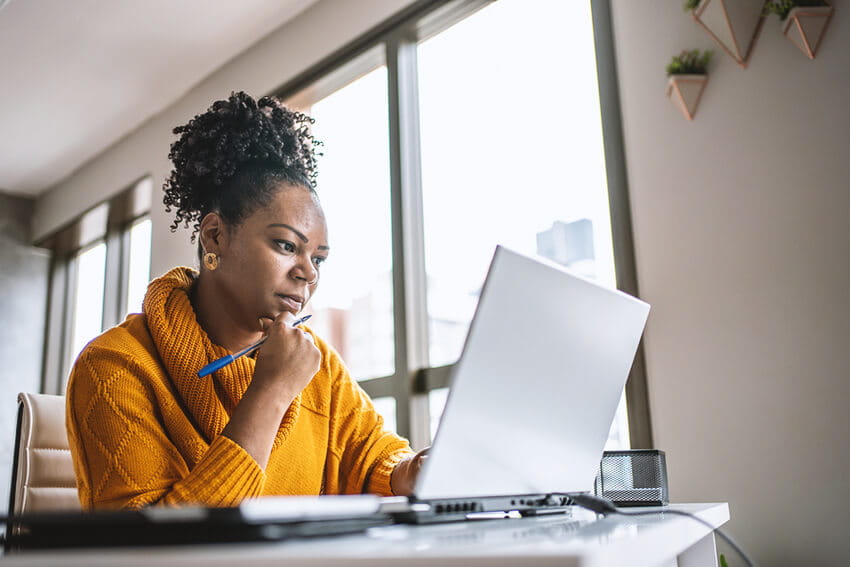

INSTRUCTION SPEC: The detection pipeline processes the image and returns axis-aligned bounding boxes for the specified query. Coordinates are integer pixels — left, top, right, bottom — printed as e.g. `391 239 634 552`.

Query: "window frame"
270 0 652 449
39 177 152 394
274 1 485 448
38 1 650 446
590 0 653 448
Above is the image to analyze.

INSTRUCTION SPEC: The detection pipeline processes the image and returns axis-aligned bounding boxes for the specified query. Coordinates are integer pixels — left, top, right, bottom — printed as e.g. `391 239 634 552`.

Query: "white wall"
610 2 850 566
33 0 417 277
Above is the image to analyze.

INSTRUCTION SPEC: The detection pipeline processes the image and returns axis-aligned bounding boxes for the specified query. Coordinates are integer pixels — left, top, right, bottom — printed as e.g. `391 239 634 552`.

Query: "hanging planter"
686 0 766 68
666 49 714 121
764 0 834 59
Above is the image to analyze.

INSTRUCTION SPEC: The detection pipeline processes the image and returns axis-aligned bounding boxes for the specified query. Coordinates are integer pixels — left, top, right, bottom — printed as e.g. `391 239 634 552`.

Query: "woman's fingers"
252 311 321 395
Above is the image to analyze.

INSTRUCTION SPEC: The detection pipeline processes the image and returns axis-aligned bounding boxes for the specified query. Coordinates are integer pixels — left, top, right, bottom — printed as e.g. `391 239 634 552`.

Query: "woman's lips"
276 294 303 312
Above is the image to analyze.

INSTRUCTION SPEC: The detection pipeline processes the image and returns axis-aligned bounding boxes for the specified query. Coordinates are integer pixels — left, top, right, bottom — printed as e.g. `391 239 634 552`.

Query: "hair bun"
163 91 320 240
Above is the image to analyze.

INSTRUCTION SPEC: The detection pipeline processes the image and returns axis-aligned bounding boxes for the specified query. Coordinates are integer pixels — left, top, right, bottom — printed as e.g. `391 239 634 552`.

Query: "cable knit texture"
66 267 413 510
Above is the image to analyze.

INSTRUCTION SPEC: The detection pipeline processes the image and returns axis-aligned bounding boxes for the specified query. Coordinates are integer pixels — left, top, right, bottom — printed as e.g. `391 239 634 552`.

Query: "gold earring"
203 252 219 271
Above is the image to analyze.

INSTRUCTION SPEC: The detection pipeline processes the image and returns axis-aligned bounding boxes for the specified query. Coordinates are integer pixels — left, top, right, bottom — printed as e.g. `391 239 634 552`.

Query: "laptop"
390 245 650 523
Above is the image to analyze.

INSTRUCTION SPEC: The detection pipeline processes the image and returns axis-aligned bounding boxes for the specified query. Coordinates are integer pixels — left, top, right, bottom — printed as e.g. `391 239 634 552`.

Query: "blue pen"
197 314 313 378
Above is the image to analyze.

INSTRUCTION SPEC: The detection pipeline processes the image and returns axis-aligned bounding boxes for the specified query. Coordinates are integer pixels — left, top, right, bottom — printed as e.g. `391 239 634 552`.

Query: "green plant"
763 0 827 20
683 0 701 11
666 49 714 76
720 553 729 567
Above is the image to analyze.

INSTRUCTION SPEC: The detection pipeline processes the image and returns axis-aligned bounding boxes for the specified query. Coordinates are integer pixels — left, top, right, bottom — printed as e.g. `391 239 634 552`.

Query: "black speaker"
594 449 669 507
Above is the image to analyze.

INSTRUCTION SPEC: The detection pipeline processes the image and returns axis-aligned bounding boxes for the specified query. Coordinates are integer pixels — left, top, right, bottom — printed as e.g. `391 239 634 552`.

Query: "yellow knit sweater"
66 267 413 510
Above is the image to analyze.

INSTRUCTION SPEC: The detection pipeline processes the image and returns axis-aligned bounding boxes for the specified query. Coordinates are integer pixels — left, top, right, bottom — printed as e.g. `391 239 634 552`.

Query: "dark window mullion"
58 255 79 395
102 223 124 330
42 255 69 395
591 0 653 449
416 364 453 393
117 221 135 321
387 30 430 447
357 376 396 400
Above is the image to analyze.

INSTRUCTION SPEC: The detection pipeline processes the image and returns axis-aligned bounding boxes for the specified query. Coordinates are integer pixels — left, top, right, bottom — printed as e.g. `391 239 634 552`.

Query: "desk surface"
4 503 729 567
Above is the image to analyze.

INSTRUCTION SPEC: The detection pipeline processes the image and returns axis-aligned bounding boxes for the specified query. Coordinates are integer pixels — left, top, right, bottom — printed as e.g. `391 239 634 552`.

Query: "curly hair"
163 91 321 243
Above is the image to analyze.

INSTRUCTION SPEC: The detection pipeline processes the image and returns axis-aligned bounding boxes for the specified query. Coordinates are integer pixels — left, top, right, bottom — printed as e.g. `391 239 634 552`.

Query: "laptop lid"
414 246 649 500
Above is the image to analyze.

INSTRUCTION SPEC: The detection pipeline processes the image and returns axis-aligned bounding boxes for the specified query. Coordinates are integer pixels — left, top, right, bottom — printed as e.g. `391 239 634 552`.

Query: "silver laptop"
399 246 649 521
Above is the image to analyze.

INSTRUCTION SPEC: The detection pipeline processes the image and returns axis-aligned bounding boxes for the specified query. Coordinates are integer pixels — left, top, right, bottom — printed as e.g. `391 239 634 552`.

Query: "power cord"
570 493 757 567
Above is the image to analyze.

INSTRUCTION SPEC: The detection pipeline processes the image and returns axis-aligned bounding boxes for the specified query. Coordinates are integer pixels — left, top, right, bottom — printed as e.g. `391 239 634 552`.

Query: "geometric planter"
782 4 834 59
667 74 708 121
691 0 766 68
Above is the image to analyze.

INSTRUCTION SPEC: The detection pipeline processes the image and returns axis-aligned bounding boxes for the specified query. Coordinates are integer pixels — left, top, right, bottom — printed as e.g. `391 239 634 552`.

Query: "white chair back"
9 392 80 515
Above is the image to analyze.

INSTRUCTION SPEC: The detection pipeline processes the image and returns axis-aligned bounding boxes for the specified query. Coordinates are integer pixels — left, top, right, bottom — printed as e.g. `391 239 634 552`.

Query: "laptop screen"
414 246 649 500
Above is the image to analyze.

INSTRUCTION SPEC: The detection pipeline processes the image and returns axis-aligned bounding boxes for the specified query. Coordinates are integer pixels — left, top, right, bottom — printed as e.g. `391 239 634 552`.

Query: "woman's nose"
292 256 318 285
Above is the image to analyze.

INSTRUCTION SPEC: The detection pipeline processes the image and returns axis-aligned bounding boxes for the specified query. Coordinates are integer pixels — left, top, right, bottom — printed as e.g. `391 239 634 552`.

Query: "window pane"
427 387 449 443
68 242 106 368
419 1 629 448
289 66 395 381
605 391 631 450
125 217 151 317
371 396 397 434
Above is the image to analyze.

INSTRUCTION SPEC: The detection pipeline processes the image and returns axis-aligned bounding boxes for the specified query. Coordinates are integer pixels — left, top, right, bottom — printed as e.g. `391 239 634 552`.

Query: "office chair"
8 392 80 516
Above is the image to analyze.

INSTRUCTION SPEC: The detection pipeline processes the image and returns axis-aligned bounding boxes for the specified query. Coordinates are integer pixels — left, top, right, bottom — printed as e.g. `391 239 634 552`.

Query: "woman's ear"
198 212 225 255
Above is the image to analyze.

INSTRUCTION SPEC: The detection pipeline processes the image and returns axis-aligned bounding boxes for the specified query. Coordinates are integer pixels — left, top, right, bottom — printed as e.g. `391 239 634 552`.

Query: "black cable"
570 494 757 567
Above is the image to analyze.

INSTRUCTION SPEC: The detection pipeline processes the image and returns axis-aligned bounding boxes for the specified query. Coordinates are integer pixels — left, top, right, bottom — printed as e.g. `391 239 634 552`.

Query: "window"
428 387 449 442
371 396 398 434
66 241 107 373
288 57 395 382
41 178 153 393
418 0 616 365
416 1 627 448
273 0 646 449
125 217 152 316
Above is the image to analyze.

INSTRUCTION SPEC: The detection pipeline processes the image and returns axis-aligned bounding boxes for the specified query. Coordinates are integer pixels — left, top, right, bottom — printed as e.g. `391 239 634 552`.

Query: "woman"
66 92 425 509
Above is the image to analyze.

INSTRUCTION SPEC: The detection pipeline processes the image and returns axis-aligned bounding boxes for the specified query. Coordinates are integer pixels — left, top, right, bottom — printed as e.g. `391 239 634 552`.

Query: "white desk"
4 503 729 567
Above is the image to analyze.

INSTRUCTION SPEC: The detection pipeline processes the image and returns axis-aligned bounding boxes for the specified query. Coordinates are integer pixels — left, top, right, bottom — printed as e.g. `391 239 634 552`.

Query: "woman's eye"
276 240 296 253
313 257 327 268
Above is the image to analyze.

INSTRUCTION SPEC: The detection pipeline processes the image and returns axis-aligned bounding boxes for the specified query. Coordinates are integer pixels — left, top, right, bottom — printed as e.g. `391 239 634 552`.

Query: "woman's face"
204 183 329 331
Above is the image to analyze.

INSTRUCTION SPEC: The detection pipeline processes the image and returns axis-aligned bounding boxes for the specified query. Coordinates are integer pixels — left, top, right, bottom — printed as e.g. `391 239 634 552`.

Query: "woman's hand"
221 312 320 469
390 447 430 496
253 312 321 402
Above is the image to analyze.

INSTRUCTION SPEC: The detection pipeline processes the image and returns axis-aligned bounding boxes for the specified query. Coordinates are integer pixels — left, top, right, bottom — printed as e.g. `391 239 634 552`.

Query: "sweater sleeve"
324 349 414 496
66 342 265 510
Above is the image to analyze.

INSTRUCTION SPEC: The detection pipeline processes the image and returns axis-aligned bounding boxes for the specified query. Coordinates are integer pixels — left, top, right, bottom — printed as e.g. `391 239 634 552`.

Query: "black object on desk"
3 501 391 551
594 449 669 507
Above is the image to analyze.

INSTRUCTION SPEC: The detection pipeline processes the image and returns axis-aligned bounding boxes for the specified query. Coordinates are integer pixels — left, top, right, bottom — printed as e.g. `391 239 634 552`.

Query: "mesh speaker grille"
594 450 668 506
